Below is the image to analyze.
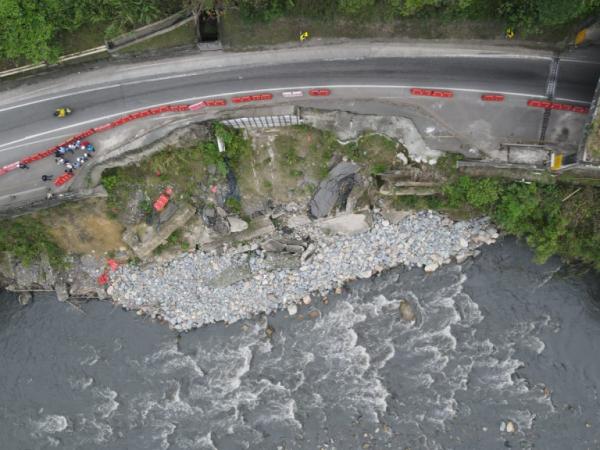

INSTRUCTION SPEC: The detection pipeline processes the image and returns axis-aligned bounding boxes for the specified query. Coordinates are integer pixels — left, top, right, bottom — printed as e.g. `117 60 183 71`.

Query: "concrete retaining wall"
106 11 193 51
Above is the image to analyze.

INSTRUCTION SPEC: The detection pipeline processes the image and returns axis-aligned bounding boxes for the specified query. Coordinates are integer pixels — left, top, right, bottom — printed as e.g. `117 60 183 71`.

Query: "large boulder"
317 213 372 236
309 162 360 218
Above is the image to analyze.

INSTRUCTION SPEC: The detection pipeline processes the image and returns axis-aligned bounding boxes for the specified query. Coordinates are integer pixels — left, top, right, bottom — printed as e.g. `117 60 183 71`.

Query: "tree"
0 0 62 62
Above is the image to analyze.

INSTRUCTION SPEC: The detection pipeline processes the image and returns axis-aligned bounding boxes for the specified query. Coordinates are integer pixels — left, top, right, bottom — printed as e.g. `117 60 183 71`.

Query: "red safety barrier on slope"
97 270 109 286
54 172 74 187
308 89 331 97
411 88 454 98
527 99 589 114
481 94 505 102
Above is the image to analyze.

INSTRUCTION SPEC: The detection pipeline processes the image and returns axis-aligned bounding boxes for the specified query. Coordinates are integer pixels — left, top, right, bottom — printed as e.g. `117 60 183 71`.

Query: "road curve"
0 43 598 150
0 42 598 207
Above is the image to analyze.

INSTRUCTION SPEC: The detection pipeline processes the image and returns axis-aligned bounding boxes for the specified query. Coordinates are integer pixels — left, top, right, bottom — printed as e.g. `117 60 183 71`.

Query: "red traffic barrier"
308 88 331 97
481 94 505 102
0 161 20 175
54 172 74 187
189 101 206 111
411 88 454 98
94 123 113 132
232 93 273 103
572 106 590 114
232 96 252 103
527 99 589 114
153 186 174 212
205 99 227 107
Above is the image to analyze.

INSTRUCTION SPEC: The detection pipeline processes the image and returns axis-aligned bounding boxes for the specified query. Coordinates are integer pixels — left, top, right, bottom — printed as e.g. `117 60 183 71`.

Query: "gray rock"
206 262 252 288
318 213 372 235
263 253 301 271
18 291 32 306
228 216 249 233
287 304 298 316
55 281 70 302
399 300 416 322
309 162 360 218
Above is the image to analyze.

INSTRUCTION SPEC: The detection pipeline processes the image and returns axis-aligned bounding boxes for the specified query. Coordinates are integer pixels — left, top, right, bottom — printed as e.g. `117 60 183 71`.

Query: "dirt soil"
36 198 125 255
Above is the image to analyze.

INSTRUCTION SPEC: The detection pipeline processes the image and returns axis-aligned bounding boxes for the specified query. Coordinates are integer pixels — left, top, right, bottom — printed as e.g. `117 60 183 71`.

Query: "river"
1 237 599 450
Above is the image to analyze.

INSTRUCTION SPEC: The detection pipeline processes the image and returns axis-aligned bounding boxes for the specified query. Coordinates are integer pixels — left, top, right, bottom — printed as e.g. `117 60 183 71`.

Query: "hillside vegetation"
2 0 599 64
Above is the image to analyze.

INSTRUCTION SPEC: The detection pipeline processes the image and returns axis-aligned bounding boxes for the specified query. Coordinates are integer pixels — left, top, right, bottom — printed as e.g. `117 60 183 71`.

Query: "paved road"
0 42 599 208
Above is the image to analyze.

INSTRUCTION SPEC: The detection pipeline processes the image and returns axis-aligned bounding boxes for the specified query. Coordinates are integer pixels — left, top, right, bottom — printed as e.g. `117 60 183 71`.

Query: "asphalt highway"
0 43 599 208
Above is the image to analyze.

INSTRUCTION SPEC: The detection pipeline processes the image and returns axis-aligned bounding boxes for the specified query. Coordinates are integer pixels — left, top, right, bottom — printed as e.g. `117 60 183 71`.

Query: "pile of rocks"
109 210 498 330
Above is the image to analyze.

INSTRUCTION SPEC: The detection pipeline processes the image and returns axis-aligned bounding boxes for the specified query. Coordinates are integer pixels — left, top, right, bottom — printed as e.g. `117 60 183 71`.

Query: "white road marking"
560 58 600 65
0 84 590 152
0 186 46 200
553 97 594 105
0 54 555 111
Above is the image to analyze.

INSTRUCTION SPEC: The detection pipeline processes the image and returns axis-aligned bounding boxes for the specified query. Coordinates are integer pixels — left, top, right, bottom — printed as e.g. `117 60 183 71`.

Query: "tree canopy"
1 0 599 64
0 0 176 63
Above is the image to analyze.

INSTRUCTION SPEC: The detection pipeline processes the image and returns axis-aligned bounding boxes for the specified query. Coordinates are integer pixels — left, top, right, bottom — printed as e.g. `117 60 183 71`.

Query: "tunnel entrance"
198 10 219 42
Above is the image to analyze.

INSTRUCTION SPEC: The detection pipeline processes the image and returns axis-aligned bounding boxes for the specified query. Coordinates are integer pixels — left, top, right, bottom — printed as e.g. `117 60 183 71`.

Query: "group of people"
54 140 95 174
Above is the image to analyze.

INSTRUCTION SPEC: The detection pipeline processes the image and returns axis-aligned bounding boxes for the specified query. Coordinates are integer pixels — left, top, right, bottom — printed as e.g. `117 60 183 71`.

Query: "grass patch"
57 22 111 54
0 216 66 268
154 228 189 254
224 197 242 215
117 21 197 54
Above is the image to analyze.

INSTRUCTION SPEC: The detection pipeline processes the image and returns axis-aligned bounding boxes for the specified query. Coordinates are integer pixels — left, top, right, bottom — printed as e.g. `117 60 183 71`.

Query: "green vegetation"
154 228 189 254
585 115 600 163
0 0 181 64
224 197 242 214
4 0 596 65
438 176 600 268
220 0 600 47
100 123 248 219
0 216 65 267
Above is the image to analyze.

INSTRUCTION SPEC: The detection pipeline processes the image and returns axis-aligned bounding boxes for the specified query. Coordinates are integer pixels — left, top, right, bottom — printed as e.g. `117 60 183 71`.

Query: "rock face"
123 204 195 259
317 213 372 236
309 162 360 218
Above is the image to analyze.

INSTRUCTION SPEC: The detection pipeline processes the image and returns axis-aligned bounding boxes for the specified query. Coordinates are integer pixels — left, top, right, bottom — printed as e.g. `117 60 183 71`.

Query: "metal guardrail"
0 10 192 79
0 46 107 79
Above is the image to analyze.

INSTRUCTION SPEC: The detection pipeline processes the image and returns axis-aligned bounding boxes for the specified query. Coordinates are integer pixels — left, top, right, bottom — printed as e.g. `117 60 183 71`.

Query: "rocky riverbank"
109 210 498 330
